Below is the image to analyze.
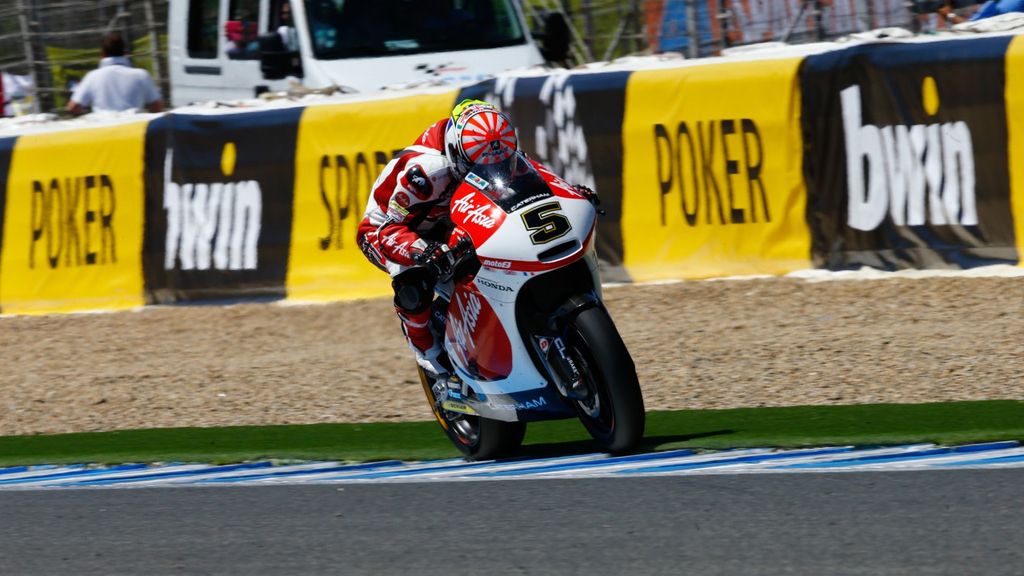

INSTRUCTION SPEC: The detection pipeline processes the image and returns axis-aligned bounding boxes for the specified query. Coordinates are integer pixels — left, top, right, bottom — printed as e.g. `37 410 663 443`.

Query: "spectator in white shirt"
278 1 299 51
66 32 164 115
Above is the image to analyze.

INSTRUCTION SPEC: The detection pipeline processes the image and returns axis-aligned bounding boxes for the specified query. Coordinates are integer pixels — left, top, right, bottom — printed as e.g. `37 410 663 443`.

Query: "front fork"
532 292 602 401
537 335 589 400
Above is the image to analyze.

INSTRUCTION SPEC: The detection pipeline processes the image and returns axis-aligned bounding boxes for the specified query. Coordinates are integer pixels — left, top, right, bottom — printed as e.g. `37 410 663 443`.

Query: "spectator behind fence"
277 0 299 51
66 31 164 115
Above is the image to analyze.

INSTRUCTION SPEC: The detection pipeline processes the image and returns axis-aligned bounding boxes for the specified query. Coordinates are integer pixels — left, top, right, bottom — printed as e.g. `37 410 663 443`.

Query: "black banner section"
143 109 303 303
0 135 15 312
800 36 1018 270
457 71 632 281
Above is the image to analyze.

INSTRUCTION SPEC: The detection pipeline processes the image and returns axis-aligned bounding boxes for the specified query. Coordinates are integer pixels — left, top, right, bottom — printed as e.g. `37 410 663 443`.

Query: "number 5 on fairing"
521 201 572 245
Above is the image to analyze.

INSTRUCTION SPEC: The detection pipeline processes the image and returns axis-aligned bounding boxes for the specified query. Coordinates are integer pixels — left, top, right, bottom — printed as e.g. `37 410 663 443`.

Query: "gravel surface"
1 276 1021 436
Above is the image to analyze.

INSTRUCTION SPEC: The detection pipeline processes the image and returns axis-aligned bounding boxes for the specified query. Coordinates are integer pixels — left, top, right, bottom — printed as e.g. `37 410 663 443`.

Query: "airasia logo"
445 285 514 380
449 290 483 357
452 191 498 229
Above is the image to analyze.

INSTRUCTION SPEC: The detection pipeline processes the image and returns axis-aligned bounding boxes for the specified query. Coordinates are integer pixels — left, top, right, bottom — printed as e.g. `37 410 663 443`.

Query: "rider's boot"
415 342 450 378
398 306 450 378
415 341 457 403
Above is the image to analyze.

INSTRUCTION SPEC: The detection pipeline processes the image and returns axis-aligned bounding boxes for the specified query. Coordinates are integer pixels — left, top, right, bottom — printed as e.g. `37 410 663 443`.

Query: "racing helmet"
444 99 518 177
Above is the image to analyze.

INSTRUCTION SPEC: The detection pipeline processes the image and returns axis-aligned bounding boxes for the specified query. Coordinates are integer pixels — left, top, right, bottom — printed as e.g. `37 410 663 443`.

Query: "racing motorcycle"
418 151 645 460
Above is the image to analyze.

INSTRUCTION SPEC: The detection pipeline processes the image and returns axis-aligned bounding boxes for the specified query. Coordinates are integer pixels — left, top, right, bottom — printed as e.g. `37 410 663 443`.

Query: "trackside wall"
1 122 147 314
0 34 1021 313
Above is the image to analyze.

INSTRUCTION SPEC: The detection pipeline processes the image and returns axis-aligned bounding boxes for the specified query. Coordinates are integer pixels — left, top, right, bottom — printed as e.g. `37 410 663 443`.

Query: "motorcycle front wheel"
566 306 646 453
418 368 526 461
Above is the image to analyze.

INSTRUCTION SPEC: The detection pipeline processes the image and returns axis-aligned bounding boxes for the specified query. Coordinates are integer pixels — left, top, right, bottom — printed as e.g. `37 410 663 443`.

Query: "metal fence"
543 0 965 61
652 0 916 56
1 0 168 114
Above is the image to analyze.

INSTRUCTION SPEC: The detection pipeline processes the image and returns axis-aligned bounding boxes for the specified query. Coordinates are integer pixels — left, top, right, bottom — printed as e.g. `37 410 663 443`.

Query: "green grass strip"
1 400 1021 467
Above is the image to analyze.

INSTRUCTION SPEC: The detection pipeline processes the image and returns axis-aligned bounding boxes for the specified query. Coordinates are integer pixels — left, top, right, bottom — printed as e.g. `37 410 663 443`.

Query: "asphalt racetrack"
2 469 1022 575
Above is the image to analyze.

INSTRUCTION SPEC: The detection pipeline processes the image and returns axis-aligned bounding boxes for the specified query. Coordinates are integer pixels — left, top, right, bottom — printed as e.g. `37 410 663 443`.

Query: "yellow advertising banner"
621 58 811 281
1 122 147 313
287 89 459 301
1007 36 1024 267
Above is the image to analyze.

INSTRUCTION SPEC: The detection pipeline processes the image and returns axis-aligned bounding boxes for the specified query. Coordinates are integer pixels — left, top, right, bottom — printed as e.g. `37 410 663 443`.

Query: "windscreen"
464 152 553 213
304 0 526 59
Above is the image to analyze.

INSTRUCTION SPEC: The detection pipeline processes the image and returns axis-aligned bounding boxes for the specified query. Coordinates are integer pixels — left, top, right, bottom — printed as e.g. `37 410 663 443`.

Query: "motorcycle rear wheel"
567 306 646 453
418 368 527 461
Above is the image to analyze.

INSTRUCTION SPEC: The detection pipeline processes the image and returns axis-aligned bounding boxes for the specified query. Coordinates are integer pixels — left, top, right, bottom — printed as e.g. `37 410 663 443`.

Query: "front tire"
566 306 645 453
418 368 526 461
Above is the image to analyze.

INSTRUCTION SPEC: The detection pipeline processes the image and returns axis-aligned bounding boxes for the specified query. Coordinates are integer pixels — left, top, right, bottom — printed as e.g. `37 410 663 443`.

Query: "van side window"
187 0 220 59
226 0 262 59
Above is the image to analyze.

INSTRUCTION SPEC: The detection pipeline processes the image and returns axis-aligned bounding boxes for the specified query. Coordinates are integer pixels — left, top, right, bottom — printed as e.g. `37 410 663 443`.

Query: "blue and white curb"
1 441 1022 490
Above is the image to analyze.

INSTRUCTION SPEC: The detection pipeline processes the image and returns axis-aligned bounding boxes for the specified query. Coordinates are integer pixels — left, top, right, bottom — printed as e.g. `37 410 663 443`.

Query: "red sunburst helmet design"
446 104 518 175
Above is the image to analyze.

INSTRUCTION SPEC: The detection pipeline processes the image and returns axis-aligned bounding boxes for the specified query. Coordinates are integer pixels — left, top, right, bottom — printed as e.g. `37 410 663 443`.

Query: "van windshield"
304 0 527 59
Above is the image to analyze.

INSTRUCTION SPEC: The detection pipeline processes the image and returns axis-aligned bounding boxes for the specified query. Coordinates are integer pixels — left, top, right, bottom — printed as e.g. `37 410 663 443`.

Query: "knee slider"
392 267 435 313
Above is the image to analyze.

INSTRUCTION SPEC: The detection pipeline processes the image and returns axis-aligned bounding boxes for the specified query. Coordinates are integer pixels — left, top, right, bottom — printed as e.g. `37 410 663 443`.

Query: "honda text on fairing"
419 151 645 460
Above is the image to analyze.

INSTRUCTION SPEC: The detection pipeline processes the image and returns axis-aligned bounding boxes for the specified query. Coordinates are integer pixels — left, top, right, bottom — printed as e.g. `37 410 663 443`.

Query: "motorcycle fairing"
449 188 506 248
444 280 512 381
437 154 606 424
453 152 597 271
533 162 590 202
475 219 595 273
442 386 576 423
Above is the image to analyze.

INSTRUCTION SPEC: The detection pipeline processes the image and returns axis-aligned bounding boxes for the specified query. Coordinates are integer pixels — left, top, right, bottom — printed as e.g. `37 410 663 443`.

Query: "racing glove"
575 185 605 215
414 241 457 281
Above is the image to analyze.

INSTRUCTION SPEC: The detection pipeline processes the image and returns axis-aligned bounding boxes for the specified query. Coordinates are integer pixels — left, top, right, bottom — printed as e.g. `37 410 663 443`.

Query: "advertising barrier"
0 136 13 313
142 108 304 303
0 122 147 314
800 35 1019 270
621 58 812 281
1006 36 1024 267
1 31 1022 315
286 90 459 301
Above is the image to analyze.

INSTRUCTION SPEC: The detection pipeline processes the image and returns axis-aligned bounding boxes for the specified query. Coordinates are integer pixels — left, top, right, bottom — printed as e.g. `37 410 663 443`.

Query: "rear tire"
418 368 526 461
567 306 645 453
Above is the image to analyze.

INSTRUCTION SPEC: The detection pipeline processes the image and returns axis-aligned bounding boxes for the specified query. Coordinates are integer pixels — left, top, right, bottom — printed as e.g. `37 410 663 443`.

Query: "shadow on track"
516 429 735 459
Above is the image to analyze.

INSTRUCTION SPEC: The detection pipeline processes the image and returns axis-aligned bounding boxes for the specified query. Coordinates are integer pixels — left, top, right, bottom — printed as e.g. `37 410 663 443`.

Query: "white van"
168 0 566 107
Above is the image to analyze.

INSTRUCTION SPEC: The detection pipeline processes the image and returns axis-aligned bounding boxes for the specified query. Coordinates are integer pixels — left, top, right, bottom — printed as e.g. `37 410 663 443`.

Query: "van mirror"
539 12 571 64
258 33 303 80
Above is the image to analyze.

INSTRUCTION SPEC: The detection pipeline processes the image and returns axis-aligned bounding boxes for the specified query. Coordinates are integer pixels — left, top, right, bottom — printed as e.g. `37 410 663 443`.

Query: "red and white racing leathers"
356 119 462 356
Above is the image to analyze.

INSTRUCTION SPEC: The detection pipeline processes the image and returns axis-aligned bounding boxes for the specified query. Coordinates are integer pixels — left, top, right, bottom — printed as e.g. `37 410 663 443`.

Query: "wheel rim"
421 367 482 449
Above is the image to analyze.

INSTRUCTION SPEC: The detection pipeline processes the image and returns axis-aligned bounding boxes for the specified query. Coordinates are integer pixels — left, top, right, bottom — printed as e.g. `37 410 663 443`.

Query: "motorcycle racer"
357 98 598 377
